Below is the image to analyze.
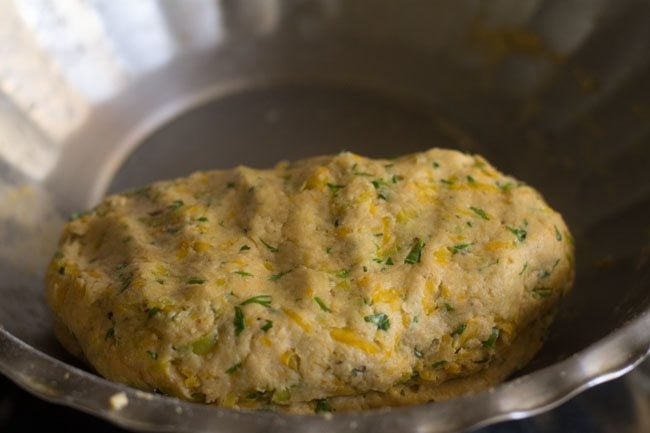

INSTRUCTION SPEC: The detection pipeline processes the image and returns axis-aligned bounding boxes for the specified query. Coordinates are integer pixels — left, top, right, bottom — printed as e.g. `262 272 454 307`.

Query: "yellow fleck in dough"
45 148 574 413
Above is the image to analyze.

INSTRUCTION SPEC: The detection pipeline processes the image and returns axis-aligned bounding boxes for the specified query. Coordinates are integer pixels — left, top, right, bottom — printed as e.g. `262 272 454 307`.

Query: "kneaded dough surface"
46 148 574 413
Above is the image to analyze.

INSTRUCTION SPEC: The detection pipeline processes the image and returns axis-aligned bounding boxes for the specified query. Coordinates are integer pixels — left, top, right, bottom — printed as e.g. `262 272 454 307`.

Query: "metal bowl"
1 1 650 432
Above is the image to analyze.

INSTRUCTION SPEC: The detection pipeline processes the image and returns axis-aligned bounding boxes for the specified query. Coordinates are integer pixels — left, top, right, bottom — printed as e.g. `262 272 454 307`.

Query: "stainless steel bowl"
1 1 650 432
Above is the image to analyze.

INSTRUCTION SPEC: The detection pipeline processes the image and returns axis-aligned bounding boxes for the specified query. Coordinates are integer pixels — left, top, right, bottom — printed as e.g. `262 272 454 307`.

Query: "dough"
46 148 574 413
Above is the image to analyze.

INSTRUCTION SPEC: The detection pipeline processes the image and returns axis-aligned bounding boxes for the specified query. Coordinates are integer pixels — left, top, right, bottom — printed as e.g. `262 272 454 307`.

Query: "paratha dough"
46 148 574 413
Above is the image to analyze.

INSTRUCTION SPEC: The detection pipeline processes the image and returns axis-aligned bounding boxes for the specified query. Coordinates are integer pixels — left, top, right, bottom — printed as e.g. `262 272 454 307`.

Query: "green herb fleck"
260 239 279 253
115 262 128 271
448 243 471 255
440 178 455 186
385 257 394 266
467 175 476 184
336 269 350 278
532 287 552 298
261 320 273 332
519 262 528 276
269 270 292 281
326 183 345 193
405 238 425 264
315 399 332 413
364 313 390 331
443 303 455 312
432 162 440 168
146 307 161 319
538 269 551 279
431 360 447 369
554 225 563 241
187 278 205 285
314 297 331 312
496 181 515 192
482 327 500 348
414 348 424 358
234 270 254 278
363 266 368 272
225 363 242 374
196 216 208 222
239 245 251 251
469 206 490 220
506 225 527 242
234 306 245 336
352 163 373 176
325 247 333 254
226 182 236 189
120 272 134 292
451 323 467 336
146 350 158 360
240 295 272 308
168 200 184 210
391 174 402 184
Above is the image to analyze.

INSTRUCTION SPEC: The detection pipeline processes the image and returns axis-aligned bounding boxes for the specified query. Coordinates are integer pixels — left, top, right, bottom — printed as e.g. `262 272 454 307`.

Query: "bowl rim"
1 309 649 433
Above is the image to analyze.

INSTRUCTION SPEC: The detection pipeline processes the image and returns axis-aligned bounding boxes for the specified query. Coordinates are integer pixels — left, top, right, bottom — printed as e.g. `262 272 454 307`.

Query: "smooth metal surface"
1 1 650 432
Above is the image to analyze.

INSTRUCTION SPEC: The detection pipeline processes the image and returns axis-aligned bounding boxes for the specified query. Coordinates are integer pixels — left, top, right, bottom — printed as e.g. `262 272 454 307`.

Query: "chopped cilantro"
448 243 471 255
451 323 467 336
405 238 425 264
432 161 440 168
225 362 242 374
336 269 350 278
146 307 161 319
442 303 455 312
234 306 245 336
314 297 331 312
519 262 528 276
554 225 563 241
352 163 373 176
469 206 490 220
239 245 251 251
234 270 253 277
326 183 345 193
260 239 279 253
467 175 476 184
315 398 332 413
187 278 205 285
506 226 527 242
146 350 158 360
391 174 402 184
261 320 273 332
440 178 454 186
168 200 184 210
120 272 133 292
269 270 292 281
240 295 272 308
496 181 515 192
196 216 208 222
325 246 333 254
364 313 390 331
385 257 394 266
482 327 500 348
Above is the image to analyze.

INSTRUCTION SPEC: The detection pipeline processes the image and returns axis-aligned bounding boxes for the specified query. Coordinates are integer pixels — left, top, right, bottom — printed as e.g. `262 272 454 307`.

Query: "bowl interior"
1 0 650 408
